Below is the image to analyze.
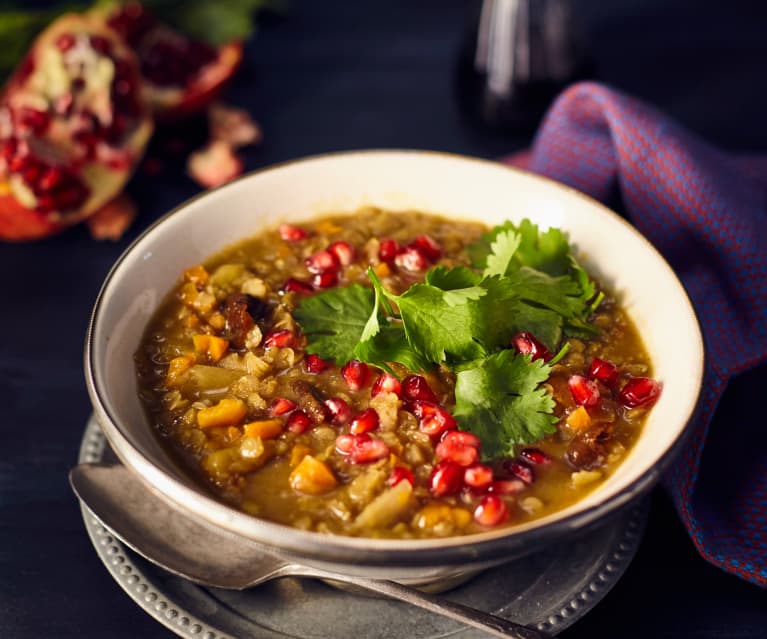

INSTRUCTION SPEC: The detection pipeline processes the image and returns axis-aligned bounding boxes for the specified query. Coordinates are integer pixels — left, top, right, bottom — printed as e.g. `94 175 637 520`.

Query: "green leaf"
483 229 521 278
453 350 557 457
293 284 374 365
354 324 431 373
425 265 482 289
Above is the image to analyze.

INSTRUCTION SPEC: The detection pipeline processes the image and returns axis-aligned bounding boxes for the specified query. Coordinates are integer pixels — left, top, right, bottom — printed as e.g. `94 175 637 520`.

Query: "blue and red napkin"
507 82 767 588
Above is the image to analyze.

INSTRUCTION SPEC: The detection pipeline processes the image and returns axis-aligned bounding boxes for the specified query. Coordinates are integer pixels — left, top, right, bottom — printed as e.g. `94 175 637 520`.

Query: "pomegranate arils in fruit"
350 408 380 434
388 466 415 487
282 278 313 294
324 397 352 425
286 410 312 434
429 460 464 497
394 245 429 272
311 271 338 289
474 494 509 527
371 373 402 398
378 238 400 262
327 240 356 266
305 249 339 274
263 330 296 349
511 332 552 362
520 448 551 465
502 460 534 485
436 431 480 467
336 433 389 463
269 397 297 416
402 375 438 403
304 354 330 374
464 464 493 490
279 224 308 242
587 357 619 386
619 377 662 408
412 234 441 261
55 33 76 52
568 374 601 407
341 360 369 391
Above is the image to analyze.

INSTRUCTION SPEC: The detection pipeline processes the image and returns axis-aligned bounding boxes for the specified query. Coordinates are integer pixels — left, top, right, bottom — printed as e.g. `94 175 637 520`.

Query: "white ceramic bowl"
85 150 704 584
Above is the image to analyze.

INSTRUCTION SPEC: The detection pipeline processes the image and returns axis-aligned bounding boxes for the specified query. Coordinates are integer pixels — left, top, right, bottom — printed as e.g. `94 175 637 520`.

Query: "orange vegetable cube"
197 398 247 429
289 455 338 495
166 355 194 385
192 334 229 362
374 262 391 278
566 406 592 432
243 419 284 440
289 444 312 467
184 264 209 286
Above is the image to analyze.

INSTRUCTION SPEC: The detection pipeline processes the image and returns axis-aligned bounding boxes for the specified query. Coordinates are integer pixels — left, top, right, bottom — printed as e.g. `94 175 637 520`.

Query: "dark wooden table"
2 1 766 637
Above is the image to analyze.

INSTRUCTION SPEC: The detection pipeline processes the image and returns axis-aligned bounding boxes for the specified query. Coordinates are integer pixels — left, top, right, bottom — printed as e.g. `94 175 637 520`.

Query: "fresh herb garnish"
294 218 599 455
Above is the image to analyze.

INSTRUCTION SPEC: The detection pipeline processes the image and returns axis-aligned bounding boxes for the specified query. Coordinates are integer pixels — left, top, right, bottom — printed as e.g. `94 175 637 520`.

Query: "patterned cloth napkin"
506 81 767 588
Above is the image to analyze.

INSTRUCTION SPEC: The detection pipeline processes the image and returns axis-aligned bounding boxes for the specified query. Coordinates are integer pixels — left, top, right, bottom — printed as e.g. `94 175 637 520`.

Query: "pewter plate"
79 414 647 639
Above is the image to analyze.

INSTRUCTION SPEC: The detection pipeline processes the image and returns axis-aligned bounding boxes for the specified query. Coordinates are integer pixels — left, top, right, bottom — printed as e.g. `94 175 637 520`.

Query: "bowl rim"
84 148 705 566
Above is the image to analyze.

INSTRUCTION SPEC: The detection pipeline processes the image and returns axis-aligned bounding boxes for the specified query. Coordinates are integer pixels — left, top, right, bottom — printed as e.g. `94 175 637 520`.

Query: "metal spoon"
70 463 548 639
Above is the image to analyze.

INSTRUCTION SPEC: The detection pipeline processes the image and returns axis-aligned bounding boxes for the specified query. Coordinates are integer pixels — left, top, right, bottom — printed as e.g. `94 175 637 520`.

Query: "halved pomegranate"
0 14 152 241
105 3 242 120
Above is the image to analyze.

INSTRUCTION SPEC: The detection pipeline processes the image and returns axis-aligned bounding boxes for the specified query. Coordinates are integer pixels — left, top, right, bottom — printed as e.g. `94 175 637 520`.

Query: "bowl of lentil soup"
85 150 704 584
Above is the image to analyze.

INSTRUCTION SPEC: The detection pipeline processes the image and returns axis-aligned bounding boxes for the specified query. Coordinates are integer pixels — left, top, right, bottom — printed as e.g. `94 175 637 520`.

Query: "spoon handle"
293 567 549 639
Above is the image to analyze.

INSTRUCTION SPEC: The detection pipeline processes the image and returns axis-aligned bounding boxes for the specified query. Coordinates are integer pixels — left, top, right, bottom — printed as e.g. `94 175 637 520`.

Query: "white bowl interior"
89 150 703 549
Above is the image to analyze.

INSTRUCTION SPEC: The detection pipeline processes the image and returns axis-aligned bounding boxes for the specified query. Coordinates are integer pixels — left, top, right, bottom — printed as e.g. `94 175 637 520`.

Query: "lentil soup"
135 208 660 539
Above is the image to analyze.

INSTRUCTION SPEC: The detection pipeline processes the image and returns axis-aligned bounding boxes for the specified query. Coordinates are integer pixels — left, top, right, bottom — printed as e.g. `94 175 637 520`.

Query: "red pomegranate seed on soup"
279 224 308 242
286 410 312 434
568 374 601 407
388 466 415 487
436 433 479 467
418 404 457 438
350 408 380 434
520 448 551 465
304 354 330 374
510 331 552 362
324 397 352 425
587 357 619 386
378 238 400 262
335 433 355 454
338 433 389 464
371 372 402 397
401 375 439 403
464 463 494 490
619 377 662 408
502 460 534 485
311 270 338 289
327 240 356 266
394 245 429 272
429 460 464 497
488 479 526 495
269 397 297 416
264 330 296 349
305 249 340 274
474 494 509 527
341 360 370 391
412 234 442 261
283 278 313 294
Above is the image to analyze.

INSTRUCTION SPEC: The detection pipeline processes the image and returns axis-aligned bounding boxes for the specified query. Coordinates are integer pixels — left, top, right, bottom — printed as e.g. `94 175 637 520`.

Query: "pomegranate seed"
378 238 400 262
568 374 601 407
336 433 389 463
55 33 76 52
394 245 429 272
286 410 312 434
350 408 380 434
282 278 313 294
413 402 457 438
520 448 551 465
305 249 340 274
412 235 442 261
388 466 415 487
619 377 662 408
511 331 552 362
269 397 297 416
464 463 494 490
263 330 296 349
588 357 619 386
279 224 308 242
89 35 112 55
324 397 352 425
436 431 480 467
341 360 369 391
335 433 355 454
429 460 464 497
17 107 50 134
502 460 534 485
488 479 526 495
311 270 338 289
371 372 402 397
327 240 356 266
53 93 74 116
401 375 438 403
304 354 330 374
474 494 509 526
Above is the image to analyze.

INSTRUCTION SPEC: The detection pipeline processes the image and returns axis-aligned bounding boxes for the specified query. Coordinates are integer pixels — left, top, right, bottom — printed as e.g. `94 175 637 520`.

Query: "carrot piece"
166 355 194 385
197 398 247 429
374 262 391 278
289 443 312 467
289 455 338 495
192 334 230 362
566 406 592 432
243 419 283 440
184 265 209 286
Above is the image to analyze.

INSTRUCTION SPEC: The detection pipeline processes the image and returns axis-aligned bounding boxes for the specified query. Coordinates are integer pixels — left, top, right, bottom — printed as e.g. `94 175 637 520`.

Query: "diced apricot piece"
193 334 230 362
289 455 338 495
566 406 592 432
290 443 312 467
374 261 391 278
184 265 209 286
197 398 247 429
243 419 284 440
166 355 195 385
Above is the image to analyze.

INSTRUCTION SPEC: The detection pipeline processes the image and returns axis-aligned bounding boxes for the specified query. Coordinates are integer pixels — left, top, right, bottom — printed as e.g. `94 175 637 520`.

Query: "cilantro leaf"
294 284 374 364
453 350 557 457
354 324 431 373
483 229 521 278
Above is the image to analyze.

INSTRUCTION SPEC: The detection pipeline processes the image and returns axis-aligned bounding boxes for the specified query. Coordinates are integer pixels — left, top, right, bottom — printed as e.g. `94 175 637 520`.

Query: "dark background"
2 0 767 636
